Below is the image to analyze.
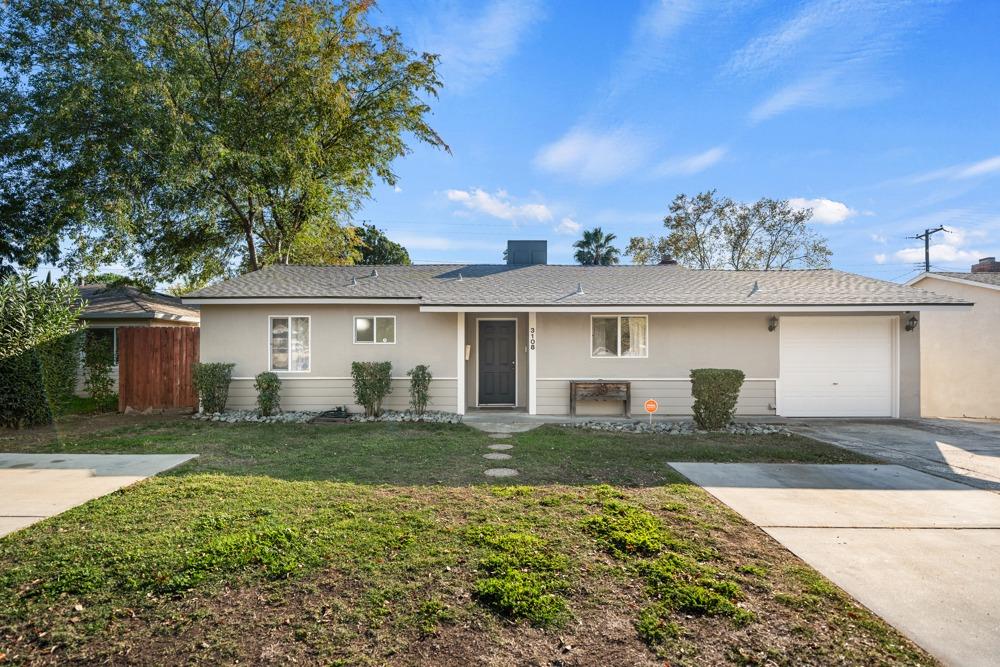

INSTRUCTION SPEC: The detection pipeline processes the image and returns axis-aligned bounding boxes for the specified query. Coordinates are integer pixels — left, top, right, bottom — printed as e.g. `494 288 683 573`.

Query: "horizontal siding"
536 379 776 417
223 378 457 413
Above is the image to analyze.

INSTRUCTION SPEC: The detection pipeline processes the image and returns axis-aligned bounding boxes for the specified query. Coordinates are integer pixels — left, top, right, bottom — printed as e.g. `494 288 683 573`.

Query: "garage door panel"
780 317 894 417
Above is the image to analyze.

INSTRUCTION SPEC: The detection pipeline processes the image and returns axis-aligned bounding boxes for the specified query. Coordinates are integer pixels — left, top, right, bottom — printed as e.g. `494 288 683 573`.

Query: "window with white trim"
591 315 648 358
270 316 310 371
354 316 396 344
86 327 118 365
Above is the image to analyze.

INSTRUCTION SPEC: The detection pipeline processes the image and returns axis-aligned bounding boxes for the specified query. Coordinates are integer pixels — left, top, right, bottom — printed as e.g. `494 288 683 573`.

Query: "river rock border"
350 410 463 424
566 420 790 436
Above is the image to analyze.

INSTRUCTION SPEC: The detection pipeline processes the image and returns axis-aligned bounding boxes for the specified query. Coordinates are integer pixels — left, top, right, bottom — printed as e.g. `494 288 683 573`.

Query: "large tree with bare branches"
0 0 446 281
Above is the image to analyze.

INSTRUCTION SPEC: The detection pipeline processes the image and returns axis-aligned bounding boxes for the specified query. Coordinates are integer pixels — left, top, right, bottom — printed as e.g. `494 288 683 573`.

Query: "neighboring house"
78 284 200 392
906 257 1000 419
183 241 970 418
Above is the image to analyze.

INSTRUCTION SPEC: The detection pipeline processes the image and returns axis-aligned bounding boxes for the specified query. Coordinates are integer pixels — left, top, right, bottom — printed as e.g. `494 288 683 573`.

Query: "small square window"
355 316 396 344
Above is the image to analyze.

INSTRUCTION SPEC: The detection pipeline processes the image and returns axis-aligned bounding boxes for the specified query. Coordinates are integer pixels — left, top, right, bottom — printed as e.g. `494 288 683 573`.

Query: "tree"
626 191 831 270
0 0 447 281
573 227 621 266
0 275 85 362
355 224 411 265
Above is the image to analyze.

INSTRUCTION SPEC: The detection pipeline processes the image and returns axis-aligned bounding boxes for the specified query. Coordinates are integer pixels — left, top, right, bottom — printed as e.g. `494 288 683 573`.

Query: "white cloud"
871 233 888 244
554 217 581 235
534 126 648 184
445 188 552 222
654 146 727 177
789 197 856 224
910 155 1000 184
874 253 887 264
393 185 403 193
416 0 542 91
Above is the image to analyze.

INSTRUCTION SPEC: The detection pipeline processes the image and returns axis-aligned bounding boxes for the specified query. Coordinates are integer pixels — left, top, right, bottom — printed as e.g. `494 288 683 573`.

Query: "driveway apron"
670 462 1000 667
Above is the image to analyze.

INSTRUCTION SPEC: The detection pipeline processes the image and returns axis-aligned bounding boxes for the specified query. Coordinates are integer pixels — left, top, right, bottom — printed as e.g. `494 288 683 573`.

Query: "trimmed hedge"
37 332 82 415
83 331 117 412
690 368 745 431
0 350 52 428
193 362 236 413
254 371 281 416
407 364 432 415
351 361 392 417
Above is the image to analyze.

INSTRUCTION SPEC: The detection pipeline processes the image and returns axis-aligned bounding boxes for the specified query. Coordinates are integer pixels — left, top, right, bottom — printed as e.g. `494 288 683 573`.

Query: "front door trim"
476 317 518 406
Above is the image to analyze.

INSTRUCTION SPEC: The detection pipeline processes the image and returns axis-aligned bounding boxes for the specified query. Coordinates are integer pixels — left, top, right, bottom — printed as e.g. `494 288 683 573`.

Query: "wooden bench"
569 380 631 418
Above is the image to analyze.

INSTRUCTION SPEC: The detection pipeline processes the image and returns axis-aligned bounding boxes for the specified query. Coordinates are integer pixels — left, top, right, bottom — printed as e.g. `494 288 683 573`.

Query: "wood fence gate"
117 327 200 412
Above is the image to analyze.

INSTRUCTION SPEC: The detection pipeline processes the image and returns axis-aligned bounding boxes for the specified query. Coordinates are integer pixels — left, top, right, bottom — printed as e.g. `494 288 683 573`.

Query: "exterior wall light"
768 316 778 332
905 316 918 332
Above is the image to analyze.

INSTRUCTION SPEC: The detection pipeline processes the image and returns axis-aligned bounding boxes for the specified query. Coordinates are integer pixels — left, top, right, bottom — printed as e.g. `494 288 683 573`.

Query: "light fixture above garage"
905 315 918 332
768 316 778 332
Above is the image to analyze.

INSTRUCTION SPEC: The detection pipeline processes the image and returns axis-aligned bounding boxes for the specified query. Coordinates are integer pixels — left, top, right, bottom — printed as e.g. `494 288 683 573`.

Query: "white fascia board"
182 297 421 305
906 272 1000 292
419 304 972 313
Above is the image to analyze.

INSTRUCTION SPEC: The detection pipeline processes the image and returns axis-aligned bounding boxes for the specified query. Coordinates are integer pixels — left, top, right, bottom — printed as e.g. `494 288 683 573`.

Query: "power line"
907 226 949 273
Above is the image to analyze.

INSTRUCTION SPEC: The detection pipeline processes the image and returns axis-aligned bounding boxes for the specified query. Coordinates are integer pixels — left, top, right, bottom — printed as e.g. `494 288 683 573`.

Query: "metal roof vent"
457 272 463 281
370 269 379 278
576 282 584 295
749 280 759 297
350 276 358 286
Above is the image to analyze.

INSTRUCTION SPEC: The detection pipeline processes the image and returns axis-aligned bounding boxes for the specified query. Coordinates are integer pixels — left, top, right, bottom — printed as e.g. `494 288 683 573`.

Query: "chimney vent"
658 254 678 265
971 257 1000 273
506 240 547 265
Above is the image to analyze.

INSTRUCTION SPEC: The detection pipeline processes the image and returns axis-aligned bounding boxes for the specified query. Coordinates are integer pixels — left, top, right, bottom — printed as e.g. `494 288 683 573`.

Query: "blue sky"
361 0 1000 280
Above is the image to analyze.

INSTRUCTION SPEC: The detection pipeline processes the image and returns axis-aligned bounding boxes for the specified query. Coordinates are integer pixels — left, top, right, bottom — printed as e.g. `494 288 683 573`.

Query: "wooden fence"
118 327 199 412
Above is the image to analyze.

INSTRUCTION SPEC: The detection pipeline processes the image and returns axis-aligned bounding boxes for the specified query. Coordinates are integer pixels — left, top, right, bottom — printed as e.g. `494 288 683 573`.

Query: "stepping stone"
484 468 519 478
488 444 514 451
489 433 512 439
484 452 512 460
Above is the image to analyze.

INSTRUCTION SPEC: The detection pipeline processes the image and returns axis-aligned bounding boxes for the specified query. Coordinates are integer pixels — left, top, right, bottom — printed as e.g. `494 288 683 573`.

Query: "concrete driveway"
790 418 1000 492
670 462 1000 667
0 453 196 538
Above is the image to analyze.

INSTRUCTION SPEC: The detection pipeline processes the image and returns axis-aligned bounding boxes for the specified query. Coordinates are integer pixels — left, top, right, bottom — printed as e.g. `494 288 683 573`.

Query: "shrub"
689 368 745 430
192 362 236 413
0 350 52 428
254 371 282 416
407 364 432 414
37 332 82 415
582 499 668 558
0 274 84 362
351 361 392 417
83 331 116 412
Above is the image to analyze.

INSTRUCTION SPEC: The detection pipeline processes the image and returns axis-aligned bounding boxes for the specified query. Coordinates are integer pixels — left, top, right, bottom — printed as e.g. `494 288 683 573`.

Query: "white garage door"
779 316 895 417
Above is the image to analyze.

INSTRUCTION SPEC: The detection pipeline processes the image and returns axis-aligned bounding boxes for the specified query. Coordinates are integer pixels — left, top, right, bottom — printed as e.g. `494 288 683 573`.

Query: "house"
906 257 1000 419
78 284 200 391
182 241 970 418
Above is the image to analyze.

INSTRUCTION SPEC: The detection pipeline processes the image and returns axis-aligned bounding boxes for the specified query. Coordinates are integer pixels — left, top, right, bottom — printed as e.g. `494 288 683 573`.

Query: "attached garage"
778 316 897 417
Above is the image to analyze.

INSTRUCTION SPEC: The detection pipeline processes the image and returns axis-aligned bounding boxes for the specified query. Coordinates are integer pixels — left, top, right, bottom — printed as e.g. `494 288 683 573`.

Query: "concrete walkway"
0 453 196 538
669 463 1000 667
790 418 1000 492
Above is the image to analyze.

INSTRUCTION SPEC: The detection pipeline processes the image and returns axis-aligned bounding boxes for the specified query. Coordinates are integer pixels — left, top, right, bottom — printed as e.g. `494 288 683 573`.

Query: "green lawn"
0 417 929 666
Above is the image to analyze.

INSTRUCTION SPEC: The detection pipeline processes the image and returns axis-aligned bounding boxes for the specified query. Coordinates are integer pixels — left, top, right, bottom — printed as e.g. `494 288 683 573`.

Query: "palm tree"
573 227 621 265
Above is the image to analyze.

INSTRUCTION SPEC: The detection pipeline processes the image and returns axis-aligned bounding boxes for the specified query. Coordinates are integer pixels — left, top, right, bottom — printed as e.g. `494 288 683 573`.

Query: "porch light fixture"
905 315 918 332
768 316 778 332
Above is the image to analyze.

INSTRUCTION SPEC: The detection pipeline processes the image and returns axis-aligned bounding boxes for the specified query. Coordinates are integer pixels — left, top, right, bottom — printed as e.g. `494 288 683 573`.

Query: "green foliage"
627 190 831 270
0 0 446 282
37 333 82 415
636 604 680 645
582 499 669 557
467 526 569 626
0 350 52 428
406 364 432 414
690 368 745 430
192 363 236 413
412 600 455 636
83 331 116 412
351 361 393 417
573 227 620 265
254 371 282 417
0 275 84 361
81 273 155 292
356 224 411 265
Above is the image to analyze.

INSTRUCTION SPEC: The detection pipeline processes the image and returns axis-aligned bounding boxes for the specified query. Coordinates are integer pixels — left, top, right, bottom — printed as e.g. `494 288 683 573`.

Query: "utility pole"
909 226 948 273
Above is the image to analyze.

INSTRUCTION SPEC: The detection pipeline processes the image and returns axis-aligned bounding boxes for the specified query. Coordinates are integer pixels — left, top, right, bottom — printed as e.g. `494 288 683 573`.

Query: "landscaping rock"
349 410 463 424
566 419 790 436
191 410 317 424
483 452 512 460
488 444 514 450
484 467 519 477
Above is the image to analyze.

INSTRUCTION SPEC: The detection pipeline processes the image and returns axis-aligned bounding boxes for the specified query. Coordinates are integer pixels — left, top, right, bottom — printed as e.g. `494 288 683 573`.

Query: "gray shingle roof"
184 264 969 307
932 272 1000 288
79 285 200 320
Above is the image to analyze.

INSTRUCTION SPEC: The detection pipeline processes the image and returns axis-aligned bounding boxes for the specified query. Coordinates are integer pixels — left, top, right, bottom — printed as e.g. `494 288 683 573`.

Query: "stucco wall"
199 304 458 413
912 277 998 418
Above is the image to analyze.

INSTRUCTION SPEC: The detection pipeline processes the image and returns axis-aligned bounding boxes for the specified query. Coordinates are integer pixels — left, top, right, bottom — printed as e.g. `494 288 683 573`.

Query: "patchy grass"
0 416 931 666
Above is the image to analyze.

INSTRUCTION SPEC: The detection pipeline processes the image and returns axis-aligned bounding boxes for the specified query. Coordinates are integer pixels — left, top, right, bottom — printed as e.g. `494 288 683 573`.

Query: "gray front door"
479 320 516 405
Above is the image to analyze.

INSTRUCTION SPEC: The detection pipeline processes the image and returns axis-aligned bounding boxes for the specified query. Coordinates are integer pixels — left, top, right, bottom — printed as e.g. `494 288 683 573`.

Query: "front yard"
0 417 932 665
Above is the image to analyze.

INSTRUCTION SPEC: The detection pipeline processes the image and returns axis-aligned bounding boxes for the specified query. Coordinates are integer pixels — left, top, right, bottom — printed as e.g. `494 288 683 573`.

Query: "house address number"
529 327 536 351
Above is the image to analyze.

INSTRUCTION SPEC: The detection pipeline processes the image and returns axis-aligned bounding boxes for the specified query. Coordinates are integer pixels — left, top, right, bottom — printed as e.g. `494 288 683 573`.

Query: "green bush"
84 331 116 412
407 364 432 414
37 332 82 415
0 350 52 428
689 368 745 430
0 274 84 362
254 371 281 416
193 362 236 413
351 361 392 417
